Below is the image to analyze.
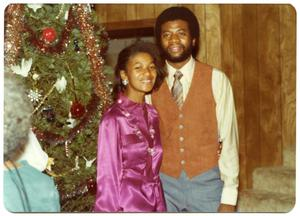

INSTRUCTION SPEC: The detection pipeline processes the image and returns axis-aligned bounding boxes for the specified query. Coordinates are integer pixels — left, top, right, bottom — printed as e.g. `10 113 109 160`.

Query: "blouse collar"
117 93 146 113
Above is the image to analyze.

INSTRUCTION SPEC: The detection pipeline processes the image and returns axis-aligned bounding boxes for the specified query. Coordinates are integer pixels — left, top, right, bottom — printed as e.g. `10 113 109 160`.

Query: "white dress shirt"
146 57 239 205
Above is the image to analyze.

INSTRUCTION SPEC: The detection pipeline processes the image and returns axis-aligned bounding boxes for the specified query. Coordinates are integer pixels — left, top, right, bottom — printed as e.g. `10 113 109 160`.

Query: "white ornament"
83 156 96 168
64 10 69 20
71 156 80 171
54 76 67 93
28 89 42 103
66 112 76 128
32 73 40 80
11 58 32 77
27 4 43 12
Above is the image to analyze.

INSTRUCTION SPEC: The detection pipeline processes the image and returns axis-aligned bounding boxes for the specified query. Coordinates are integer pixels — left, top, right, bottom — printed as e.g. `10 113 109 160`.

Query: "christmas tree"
4 4 112 212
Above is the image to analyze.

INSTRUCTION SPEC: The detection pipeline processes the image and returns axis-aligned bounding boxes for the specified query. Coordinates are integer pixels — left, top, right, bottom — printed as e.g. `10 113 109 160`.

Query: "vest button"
179 136 184 142
179 124 184 129
181 160 185 165
180 148 184 153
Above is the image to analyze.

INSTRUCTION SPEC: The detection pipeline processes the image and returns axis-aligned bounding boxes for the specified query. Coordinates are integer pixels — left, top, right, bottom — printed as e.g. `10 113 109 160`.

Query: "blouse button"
180 148 184 153
181 160 185 165
179 113 183 118
179 124 184 129
179 136 184 142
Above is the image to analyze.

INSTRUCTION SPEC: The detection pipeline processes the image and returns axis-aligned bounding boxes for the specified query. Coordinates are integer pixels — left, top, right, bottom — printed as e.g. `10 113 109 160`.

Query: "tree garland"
5 5 112 207
21 4 112 146
23 6 75 54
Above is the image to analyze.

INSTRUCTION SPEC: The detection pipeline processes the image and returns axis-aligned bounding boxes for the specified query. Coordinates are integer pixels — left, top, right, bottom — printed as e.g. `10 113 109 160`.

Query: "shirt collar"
166 56 195 86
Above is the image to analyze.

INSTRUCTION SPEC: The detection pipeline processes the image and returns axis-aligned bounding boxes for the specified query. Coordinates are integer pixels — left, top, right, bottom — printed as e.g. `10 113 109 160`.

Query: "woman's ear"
192 38 196 47
120 70 128 81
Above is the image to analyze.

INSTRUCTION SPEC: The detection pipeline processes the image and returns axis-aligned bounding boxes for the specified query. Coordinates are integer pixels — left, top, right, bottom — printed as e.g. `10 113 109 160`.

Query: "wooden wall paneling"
154 4 177 16
231 4 246 190
242 5 260 188
194 4 207 63
205 4 222 69
179 4 195 12
279 5 296 154
126 4 137 20
95 4 107 23
257 5 282 166
106 4 127 22
220 4 247 190
136 4 155 19
220 4 233 79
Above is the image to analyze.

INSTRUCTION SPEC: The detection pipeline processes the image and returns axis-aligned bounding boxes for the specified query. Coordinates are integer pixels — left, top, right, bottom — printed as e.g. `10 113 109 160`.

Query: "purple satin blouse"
94 94 166 212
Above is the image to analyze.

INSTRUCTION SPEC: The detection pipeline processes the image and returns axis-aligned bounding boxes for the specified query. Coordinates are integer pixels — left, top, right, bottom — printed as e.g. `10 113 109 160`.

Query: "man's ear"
120 70 128 81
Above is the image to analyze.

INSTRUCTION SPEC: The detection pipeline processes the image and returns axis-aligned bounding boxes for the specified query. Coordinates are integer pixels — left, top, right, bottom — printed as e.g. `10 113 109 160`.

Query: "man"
148 6 239 212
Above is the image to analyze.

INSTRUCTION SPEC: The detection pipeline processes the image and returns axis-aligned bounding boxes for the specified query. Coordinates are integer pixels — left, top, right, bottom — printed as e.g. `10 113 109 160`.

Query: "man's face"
160 19 195 63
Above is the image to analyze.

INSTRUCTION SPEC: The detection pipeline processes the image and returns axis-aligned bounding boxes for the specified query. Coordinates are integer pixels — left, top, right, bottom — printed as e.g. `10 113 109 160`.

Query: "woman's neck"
123 90 145 104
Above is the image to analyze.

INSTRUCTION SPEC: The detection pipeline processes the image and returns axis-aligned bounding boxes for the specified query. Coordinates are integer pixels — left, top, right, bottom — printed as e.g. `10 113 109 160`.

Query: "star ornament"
28 89 42 103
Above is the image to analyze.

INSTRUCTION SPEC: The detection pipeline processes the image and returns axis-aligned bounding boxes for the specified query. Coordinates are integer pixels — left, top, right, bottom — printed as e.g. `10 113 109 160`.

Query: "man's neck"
166 56 192 70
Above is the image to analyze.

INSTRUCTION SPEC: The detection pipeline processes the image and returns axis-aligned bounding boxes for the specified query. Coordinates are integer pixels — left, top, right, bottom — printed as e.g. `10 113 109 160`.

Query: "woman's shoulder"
101 102 124 122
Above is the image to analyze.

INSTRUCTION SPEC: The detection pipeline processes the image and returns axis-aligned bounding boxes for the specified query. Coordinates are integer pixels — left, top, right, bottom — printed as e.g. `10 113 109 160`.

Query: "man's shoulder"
194 60 215 74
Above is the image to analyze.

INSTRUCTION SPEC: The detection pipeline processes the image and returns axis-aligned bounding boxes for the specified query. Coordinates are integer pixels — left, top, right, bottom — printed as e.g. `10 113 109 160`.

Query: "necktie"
171 71 183 108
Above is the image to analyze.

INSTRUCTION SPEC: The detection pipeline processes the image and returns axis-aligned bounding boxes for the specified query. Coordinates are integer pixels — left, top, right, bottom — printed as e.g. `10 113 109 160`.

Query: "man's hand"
218 204 236 212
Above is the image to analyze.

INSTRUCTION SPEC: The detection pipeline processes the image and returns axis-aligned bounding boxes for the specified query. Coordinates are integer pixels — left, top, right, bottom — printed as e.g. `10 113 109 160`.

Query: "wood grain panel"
257 5 282 166
154 4 176 16
95 4 107 23
194 4 207 63
279 5 296 152
179 4 195 12
243 5 260 188
220 4 233 79
231 4 246 190
220 4 247 190
126 4 137 20
106 4 127 22
136 4 155 19
205 4 222 68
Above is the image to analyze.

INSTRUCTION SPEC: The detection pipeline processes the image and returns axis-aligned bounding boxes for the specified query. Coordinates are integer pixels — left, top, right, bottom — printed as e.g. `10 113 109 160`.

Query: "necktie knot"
174 71 183 80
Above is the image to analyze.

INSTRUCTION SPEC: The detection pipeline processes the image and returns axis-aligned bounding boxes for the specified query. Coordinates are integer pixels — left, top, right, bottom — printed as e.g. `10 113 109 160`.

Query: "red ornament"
42 27 57 43
70 101 86 119
87 178 96 194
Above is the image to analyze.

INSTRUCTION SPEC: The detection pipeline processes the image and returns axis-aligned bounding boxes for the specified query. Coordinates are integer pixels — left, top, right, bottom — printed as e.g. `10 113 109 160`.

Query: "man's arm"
212 68 239 212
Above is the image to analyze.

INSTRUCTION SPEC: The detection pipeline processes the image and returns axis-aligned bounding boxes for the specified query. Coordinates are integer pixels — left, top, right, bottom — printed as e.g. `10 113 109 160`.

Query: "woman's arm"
94 116 122 212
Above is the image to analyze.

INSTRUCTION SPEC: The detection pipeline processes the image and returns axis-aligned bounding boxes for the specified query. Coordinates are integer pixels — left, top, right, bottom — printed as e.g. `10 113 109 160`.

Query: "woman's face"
121 52 157 102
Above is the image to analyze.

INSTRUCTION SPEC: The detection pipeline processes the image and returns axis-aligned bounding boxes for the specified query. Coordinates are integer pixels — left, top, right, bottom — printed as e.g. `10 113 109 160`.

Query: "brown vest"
152 61 219 178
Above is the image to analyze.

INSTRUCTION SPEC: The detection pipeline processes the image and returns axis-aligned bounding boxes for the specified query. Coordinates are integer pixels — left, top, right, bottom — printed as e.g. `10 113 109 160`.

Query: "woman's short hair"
4 73 33 161
155 6 200 57
113 41 166 99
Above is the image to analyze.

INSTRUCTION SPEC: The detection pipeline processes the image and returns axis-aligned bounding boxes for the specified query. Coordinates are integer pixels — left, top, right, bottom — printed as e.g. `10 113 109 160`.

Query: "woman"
94 41 166 212
3 73 60 212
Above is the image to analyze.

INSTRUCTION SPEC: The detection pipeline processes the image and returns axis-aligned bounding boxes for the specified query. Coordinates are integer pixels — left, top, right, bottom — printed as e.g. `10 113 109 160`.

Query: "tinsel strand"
4 4 25 70
75 4 112 110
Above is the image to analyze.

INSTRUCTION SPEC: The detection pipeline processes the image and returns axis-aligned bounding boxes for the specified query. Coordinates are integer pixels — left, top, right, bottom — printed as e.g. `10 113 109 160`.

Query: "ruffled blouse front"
94 94 166 212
